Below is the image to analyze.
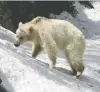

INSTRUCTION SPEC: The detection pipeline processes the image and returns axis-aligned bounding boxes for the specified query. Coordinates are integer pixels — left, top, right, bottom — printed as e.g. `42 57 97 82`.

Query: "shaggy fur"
14 16 85 78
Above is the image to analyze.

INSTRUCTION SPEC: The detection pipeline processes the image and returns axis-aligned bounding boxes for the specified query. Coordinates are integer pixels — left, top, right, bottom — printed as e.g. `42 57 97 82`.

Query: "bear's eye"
19 37 23 40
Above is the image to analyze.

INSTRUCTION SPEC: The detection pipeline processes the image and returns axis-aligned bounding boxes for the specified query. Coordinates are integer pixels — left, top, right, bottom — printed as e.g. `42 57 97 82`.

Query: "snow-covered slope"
0 1 100 92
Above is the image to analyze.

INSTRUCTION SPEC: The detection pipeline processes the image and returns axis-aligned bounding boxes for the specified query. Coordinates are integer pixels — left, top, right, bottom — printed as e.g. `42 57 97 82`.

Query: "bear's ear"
26 26 33 36
18 22 23 27
29 26 33 34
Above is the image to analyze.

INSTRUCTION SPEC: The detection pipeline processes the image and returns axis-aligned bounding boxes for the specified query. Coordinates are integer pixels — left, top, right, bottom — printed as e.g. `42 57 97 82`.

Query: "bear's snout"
14 43 20 47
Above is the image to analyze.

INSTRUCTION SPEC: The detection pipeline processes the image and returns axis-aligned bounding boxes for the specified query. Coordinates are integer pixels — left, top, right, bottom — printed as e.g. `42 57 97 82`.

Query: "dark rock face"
0 79 9 92
0 84 9 92
0 1 93 33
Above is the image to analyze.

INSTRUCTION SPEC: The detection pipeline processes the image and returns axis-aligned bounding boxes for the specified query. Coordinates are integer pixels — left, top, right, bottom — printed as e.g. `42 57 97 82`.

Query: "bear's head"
14 22 33 47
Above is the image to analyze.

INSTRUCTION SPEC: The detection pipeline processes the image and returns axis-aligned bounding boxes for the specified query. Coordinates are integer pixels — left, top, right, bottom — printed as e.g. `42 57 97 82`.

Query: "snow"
0 1 100 92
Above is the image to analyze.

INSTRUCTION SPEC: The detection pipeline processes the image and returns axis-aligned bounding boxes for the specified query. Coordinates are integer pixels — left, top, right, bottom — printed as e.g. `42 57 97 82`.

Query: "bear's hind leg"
65 49 84 78
65 51 77 75
76 62 84 78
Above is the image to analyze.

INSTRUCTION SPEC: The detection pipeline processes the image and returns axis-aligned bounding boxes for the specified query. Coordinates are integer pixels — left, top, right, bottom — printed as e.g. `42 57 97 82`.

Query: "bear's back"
31 16 84 39
49 19 83 36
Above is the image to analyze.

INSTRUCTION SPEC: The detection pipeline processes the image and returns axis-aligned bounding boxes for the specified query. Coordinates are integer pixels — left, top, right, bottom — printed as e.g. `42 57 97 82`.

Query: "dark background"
0 1 93 33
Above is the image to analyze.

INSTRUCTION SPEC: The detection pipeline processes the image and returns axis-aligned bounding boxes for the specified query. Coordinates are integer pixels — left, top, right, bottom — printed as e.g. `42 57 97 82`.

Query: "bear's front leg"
48 54 56 69
32 44 42 58
44 39 57 69
46 50 56 69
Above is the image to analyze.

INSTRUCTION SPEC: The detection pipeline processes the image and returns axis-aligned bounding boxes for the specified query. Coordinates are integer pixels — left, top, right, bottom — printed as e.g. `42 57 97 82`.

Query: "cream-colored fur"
14 16 85 78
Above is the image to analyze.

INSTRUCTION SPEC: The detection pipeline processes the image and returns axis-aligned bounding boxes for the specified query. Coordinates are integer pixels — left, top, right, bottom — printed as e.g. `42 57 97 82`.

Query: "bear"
14 16 85 78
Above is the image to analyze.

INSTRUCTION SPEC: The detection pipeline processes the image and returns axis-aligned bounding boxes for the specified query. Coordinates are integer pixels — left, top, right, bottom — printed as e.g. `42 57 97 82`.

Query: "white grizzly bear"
14 16 85 78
